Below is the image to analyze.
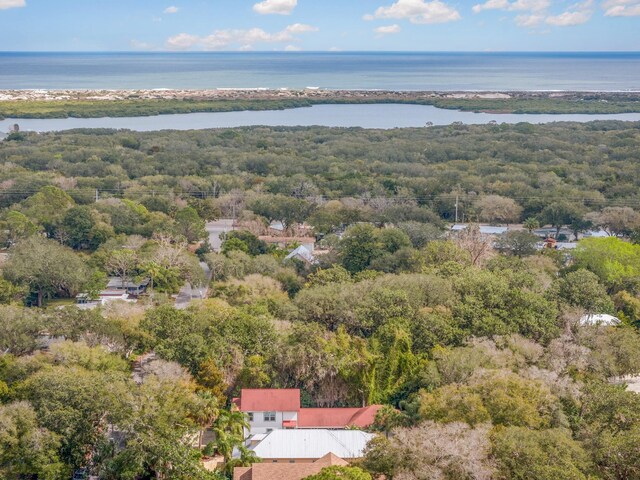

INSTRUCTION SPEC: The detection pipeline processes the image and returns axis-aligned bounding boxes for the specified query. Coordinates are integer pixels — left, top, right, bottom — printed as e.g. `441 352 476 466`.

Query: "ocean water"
1 52 639 91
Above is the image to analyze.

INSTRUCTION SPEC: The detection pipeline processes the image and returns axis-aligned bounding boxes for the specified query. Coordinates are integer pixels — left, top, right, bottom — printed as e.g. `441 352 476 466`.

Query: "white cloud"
603 0 640 16
166 33 199 50
164 6 179 14
166 24 318 51
546 9 592 25
473 0 549 13
472 0 509 13
253 0 297 15
375 24 402 34
474 0 594 27
509 0 550 11
284 44 303 51
545 0 593 26
0 0 25 10
285 23 318 33
365 0 461 24
515 13 544 25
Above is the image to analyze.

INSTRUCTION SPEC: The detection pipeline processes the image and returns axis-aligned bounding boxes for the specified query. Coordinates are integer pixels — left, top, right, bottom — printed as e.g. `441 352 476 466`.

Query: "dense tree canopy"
2 123 640 479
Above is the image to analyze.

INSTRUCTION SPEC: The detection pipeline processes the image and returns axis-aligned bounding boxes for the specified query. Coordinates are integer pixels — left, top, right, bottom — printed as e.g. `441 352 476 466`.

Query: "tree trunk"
37 288 43 307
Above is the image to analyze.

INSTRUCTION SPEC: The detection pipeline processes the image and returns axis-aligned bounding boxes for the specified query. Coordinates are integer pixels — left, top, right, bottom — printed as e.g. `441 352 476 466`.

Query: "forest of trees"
2 91 639 119
2 121 640 231
1 122 640 479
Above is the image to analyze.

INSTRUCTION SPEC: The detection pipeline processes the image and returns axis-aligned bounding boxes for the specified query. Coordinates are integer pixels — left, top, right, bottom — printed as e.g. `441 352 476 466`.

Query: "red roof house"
298 405 382 429
236 389 383 435
236 389 301 412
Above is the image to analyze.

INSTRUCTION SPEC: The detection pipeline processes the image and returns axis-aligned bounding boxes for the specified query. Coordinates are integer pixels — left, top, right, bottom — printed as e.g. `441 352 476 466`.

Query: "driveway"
174 262 211 309
174 220 231 309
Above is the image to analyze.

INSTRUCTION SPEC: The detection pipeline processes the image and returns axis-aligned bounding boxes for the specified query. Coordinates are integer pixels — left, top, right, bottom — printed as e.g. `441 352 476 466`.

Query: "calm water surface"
3 104 640 132
1 52 640 91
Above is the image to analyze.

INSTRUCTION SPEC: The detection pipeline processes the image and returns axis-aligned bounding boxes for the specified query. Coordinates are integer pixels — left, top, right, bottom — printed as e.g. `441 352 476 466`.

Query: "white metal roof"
250 429 375 459
579 313 621 326
584 230 610 238
106 277 150 289
480 226 509 235
285 245 316 263
270 221 285 231
555 242 578 250
451 224 508 235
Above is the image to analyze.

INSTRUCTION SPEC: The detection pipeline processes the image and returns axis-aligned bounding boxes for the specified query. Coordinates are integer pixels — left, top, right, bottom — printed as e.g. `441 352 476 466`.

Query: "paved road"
206 219 235 252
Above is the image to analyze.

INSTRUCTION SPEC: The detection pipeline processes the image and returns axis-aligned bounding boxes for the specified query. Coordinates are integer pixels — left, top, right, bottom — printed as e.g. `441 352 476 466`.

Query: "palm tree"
142 261 162 297
193 391 219 450
523 217 540 233
224 446 260 477
213 409 249 462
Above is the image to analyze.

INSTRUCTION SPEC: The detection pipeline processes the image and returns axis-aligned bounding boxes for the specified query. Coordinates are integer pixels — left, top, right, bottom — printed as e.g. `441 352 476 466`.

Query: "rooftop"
298 405 382 429
250 429 375 460
579 313 620 326
238 389 301 412
285 245 316 264
233 452 348 480
451 224 509 235
236 389 382 429
106 277 150 290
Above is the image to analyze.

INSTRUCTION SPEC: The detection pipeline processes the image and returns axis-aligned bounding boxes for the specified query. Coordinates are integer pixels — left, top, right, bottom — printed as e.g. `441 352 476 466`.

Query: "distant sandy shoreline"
2 89 639 119
0 89 638 103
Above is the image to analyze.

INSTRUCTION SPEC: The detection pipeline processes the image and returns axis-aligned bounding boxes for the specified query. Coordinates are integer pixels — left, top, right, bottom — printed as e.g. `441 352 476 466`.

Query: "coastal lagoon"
3 104 640 132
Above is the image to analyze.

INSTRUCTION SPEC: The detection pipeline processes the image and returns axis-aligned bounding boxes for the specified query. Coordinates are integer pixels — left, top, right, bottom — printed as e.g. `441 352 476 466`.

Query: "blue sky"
1 0 639 51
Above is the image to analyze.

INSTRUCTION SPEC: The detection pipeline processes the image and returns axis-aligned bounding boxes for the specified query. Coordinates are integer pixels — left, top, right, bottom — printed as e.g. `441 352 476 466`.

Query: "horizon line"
1 50 640 54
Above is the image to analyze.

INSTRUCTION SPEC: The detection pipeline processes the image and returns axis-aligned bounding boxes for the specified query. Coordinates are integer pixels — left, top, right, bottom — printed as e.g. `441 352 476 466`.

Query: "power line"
0 190 634 203
3 188 640 208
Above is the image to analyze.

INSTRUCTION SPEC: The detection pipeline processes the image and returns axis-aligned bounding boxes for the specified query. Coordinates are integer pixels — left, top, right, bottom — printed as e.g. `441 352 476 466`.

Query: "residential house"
106 277 150 296
296 406 380 429
235 389 300 435
247 429 374 464
285 245 316 265
233 452 348 480
76 290 135 310
267 221 314 238
234 389 382 436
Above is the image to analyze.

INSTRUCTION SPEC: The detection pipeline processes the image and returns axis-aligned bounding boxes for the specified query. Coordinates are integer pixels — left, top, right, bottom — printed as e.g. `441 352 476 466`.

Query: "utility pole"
455 193 459 223
95 189 99 203
231 202 237 231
